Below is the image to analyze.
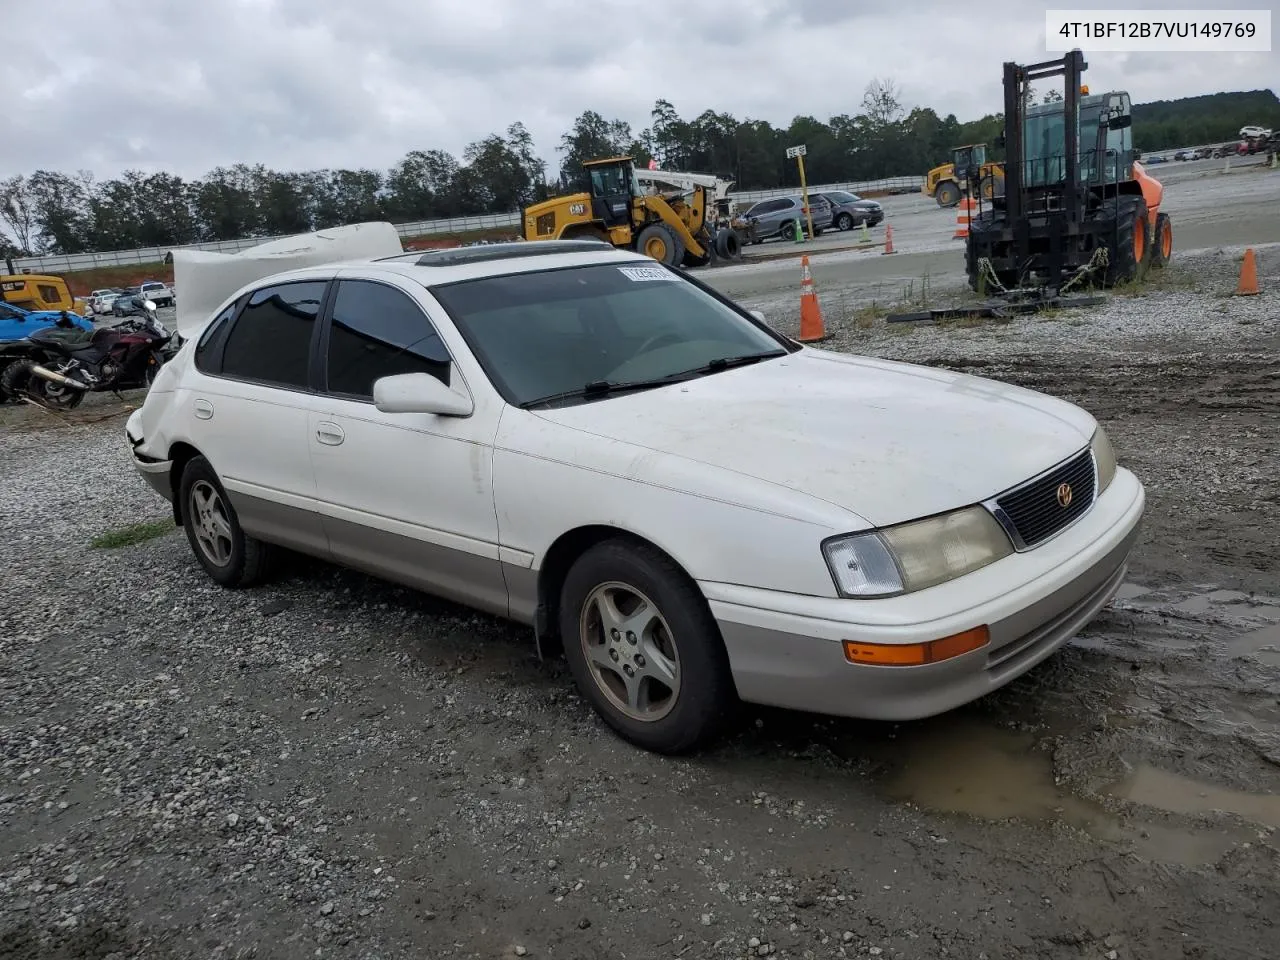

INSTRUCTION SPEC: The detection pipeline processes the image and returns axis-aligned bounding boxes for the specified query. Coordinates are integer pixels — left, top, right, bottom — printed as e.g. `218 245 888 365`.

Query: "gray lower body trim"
228 491 331 560
322 515 512 621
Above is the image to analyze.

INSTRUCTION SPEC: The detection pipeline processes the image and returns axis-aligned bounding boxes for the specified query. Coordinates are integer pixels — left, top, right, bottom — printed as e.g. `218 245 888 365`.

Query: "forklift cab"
584 157 638 229
951 144 987 189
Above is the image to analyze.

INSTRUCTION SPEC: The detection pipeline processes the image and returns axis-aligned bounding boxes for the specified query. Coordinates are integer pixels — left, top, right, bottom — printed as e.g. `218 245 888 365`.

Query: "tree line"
2 83 1275 258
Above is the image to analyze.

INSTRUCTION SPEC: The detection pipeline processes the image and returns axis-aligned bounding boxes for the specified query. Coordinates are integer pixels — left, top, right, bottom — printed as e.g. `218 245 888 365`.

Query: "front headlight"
822 505 1014 598
1091 425 1117 493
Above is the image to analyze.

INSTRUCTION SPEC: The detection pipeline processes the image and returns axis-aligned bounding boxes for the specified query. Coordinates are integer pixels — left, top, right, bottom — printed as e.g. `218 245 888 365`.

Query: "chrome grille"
991 448 1096 548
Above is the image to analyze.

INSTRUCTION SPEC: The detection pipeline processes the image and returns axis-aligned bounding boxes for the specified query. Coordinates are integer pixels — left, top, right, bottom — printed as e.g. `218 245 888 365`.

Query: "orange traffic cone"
1236 247 1259 296
882 223 896 255
798 255 826 342
953 197 975 239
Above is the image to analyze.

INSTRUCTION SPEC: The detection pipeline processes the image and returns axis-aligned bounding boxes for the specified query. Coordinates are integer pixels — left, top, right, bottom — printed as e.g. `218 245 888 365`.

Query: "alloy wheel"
579 581 681 722
189 480 234 567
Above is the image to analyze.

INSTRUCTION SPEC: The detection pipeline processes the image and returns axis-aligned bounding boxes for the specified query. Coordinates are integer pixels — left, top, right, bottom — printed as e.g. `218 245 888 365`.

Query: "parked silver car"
741 194 832 243
816 190 884 231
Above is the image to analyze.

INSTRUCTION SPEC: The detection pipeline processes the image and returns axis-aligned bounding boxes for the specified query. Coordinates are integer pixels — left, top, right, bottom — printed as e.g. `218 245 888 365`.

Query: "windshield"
589 165 631 198
430 262 792 407
828 191 859 203
1024 107 1068 187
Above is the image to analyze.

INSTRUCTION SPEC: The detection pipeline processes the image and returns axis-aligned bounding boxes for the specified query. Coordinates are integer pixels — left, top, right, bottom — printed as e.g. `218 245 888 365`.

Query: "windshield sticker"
618 266 678 282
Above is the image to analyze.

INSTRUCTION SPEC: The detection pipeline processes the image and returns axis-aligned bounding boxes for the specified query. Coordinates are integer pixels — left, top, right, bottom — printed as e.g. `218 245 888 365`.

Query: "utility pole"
786 145 815 241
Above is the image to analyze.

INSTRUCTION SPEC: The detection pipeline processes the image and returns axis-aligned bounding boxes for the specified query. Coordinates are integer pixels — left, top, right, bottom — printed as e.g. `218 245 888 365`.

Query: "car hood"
532 348 1096 527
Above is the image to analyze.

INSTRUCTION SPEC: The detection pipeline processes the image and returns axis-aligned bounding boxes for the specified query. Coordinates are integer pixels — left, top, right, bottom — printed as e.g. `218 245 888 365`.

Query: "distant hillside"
1131 89 1280 150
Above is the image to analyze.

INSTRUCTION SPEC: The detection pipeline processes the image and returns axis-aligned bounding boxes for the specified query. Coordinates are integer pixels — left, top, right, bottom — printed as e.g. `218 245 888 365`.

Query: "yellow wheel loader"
522 156 732 267
922 144 1005 207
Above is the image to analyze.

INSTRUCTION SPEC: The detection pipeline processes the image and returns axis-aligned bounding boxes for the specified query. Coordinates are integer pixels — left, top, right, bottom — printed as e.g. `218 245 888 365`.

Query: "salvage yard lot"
2 247 1279 960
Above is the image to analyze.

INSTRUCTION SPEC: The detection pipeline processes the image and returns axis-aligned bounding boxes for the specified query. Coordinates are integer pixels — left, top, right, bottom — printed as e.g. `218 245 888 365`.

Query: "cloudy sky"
4 0 1274 183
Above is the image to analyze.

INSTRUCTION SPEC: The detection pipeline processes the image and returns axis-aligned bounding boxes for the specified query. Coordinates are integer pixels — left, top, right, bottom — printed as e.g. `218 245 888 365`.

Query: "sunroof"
407 239 614 267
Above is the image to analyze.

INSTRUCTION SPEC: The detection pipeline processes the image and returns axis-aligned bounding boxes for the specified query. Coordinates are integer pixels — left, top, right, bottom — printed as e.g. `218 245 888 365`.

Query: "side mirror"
1107 114 1132 130
143 299 158 311
749 309 767 323
373 371 473 417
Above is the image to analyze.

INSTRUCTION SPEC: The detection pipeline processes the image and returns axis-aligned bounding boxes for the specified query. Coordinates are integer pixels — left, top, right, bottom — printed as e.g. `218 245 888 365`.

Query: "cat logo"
569 202 586 216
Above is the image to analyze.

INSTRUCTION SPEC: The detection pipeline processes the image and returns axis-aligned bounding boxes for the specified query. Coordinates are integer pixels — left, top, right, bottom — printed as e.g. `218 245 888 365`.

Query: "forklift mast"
1001 49 1086 229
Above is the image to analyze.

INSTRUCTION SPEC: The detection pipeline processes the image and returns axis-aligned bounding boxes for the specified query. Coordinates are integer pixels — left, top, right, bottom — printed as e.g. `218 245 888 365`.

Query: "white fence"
10 174 925 274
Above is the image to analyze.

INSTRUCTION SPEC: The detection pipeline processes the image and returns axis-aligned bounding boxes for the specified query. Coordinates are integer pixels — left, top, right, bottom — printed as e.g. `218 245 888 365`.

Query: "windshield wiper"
519 377 689 409
519 351 787 410
675 349 788 376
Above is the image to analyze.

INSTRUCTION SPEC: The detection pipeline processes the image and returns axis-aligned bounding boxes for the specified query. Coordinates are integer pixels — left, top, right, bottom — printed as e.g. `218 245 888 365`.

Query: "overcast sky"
4 0 1275 183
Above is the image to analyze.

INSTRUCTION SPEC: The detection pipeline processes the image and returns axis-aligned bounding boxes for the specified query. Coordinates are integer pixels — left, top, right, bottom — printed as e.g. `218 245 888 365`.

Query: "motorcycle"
1 299 176 411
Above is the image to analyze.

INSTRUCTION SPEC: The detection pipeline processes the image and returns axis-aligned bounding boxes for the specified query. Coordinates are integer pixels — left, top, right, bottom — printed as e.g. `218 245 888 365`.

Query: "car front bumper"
702 466 1145 722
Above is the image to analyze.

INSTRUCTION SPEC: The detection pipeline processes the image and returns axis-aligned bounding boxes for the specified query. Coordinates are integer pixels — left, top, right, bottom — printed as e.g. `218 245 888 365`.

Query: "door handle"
316 421 345 446
193 399 213 420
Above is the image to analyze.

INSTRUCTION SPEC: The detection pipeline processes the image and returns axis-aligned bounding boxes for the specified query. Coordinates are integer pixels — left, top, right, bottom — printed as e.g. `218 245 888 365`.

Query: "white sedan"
125 239 1145 754
87 289 122 314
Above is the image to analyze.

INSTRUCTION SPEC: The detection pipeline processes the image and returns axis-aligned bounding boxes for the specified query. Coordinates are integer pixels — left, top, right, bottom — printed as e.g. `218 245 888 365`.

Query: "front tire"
0 360 16 402
935 181 962 207
836 213 853 231
1 358 32 397
1104 196 1150 286
636 224 683 266
558 539 737 754
178 456 273 588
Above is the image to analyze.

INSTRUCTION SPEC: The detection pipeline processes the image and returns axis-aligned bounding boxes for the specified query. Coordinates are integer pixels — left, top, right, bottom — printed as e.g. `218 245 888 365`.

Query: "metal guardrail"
10 175 925 273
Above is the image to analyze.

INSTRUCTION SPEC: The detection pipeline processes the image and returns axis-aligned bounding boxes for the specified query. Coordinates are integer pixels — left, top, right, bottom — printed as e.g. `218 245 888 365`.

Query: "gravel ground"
2 247 1279 959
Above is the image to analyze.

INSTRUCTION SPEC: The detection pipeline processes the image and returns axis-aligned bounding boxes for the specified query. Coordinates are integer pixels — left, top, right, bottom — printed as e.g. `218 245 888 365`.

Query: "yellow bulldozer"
922 143 1005 207
521 156 727 267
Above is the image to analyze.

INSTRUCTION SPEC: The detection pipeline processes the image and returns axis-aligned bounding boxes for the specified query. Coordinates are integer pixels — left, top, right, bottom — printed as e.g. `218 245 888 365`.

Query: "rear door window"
219 281 326 390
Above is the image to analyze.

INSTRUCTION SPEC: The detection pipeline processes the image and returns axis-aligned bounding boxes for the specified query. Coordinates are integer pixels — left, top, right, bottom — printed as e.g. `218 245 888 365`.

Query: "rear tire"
978 174 1004 201
1151 212 1172 269
178 455 274 588
32 375 86 410
558 539 738 754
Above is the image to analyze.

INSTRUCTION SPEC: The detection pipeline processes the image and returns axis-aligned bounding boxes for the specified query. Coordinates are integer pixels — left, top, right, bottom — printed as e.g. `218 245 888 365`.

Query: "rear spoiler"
169 221 405 338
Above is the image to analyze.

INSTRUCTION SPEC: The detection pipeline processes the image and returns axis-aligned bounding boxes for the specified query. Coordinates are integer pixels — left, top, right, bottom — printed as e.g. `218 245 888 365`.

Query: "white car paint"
528 347 1096 528
126 241 1146 750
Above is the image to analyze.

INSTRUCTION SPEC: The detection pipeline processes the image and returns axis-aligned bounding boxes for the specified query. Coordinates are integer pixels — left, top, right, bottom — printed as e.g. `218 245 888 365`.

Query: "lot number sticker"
619 266 677 282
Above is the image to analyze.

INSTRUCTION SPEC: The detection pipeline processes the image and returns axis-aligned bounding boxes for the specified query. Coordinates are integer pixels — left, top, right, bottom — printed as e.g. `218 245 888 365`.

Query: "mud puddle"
864 581 1280 865
1109 764 1280 829
877 715 1271 866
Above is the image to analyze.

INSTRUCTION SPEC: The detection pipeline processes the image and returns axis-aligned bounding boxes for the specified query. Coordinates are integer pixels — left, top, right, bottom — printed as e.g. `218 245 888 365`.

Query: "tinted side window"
193 301 240 375
220 281 325 389
325 280 451 399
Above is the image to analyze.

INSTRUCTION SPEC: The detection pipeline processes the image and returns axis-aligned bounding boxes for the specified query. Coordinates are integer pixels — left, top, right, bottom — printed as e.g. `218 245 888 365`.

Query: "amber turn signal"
843 626 990 666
